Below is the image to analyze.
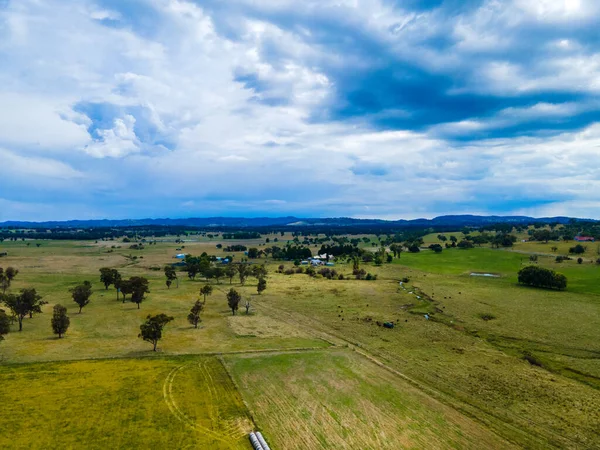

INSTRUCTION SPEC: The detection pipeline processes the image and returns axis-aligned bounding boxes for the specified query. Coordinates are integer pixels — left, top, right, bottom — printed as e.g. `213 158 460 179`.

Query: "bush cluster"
518 265 567 290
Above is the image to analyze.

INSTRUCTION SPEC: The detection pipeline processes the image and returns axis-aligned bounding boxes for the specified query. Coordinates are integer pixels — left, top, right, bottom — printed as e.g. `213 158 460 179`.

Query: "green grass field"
1 236 599 448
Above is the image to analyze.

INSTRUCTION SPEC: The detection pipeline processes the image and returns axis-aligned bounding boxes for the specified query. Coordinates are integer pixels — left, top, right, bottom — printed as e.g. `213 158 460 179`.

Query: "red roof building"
574 236 595 242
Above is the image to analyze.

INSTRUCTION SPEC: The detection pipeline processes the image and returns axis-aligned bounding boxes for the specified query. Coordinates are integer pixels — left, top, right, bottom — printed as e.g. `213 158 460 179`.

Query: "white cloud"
0 0 599 220
84 115 140 158
0 148 82 178
0 92 91 150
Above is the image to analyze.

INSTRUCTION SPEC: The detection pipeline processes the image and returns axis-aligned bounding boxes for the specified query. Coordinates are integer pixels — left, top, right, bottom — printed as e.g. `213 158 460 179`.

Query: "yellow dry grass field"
0 356 253 449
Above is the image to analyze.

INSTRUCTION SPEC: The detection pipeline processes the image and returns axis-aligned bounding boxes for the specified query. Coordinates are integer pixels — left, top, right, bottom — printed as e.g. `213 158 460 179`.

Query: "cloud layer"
1 0 599 220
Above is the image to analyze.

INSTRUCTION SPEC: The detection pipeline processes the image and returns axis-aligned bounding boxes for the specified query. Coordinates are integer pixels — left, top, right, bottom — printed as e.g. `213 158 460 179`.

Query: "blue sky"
1 0 599 221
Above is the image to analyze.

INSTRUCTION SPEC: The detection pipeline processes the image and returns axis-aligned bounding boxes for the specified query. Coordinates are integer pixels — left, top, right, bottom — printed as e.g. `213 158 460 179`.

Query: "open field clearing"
252 255 600 448
224 349 512 449
0 356 253 449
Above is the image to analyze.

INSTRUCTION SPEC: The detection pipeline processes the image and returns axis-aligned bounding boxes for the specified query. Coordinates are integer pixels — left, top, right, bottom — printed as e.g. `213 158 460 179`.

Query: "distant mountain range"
0 215 590 229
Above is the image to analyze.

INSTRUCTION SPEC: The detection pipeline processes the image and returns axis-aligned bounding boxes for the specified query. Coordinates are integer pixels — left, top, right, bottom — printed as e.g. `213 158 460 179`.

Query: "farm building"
175 253 186 259
575 236 595 242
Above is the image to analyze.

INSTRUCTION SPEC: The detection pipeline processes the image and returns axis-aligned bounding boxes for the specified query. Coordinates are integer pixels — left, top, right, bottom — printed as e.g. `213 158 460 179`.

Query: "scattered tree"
129 277 150 309
200 285 213 304
119 279 133 303
227 289 241 315
238 264 249 285
244 300 251 314
457 240 474 249
99 267 118 290
0 267 18 294
225 264 237 284
252 265 268 279
389 244 403 258
113 270 122 300
71 281 93 313
210 267 225 284
257 277 267 295
51 304 70 338
0 309 10 342
138 313 174 351
187 300 204 328
164 265 178 288
2 288 46 331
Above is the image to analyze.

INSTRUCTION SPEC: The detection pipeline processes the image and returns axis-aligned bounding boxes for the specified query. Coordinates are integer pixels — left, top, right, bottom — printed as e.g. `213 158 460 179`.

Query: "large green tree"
51 304 70 338
119 279 133 303
138 313 174 351
71 281 93 313
518 266 567 290
2 288 46 331
226 289 241 315
99 268 118 290
129 276 150 309
187 300 204 328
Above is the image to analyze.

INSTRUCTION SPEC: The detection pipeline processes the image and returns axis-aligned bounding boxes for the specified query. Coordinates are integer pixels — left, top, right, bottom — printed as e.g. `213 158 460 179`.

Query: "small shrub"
569 244 586 254
578 257 583 264
428 244 443 253
478 313 496 321
353 269 366 280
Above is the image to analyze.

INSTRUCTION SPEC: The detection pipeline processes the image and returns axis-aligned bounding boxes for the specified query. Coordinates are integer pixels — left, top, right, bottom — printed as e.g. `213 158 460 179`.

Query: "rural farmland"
1 223 599 449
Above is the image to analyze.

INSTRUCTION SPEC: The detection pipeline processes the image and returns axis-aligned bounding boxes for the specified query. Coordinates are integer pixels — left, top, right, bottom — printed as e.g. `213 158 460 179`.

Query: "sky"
1 0 600 221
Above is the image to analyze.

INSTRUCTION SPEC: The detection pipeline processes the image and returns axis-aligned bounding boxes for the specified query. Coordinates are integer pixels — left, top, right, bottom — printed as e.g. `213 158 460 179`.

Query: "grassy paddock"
224 349 512 449
0 356 253 449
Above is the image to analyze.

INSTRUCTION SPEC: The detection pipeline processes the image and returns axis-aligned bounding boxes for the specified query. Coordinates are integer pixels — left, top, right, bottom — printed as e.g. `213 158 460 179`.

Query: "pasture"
0 234 599 449
0 356 253 449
